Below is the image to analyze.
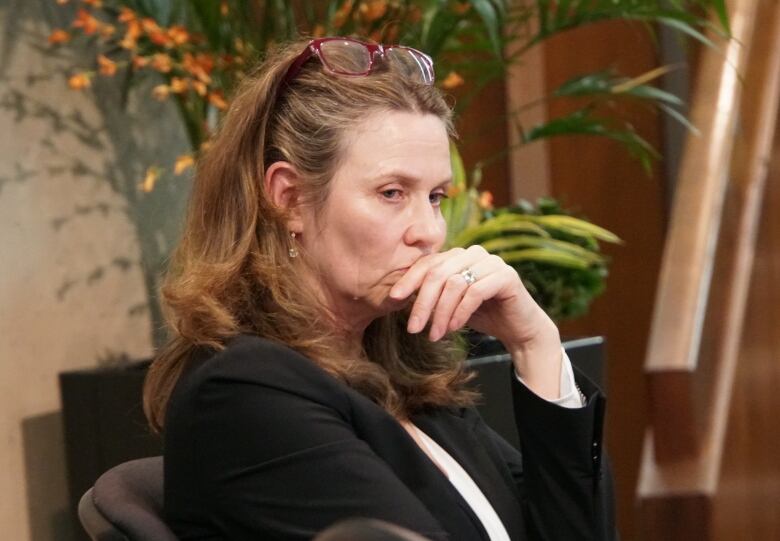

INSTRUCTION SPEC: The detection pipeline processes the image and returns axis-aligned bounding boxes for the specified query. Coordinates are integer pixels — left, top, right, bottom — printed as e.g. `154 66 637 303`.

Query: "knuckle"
445 274 464 288
428 267 448 282
489 253 505 266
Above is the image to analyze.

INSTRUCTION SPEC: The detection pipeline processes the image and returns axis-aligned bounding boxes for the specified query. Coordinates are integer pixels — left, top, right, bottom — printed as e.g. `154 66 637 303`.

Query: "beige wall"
0 1 188 539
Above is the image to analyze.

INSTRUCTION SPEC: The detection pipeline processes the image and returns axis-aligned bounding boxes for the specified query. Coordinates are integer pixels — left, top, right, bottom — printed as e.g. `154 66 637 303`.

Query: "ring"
460 268 477 286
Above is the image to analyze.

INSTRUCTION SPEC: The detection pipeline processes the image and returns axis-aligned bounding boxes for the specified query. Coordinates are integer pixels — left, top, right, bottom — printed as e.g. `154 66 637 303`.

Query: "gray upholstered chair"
78 456 178 541
314 518 433 541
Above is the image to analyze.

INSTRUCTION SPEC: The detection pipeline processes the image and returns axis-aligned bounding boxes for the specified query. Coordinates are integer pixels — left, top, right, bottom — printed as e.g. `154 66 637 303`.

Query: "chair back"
78 456 178 541
314 518 433 541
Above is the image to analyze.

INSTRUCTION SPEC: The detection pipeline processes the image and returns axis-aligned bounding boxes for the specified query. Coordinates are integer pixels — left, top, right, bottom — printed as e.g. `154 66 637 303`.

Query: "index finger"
388 251 451 300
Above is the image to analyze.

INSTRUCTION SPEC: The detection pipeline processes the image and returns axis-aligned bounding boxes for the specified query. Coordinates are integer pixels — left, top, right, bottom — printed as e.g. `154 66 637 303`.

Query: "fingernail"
389 286 405 299
429 326 441 342
408 315 422 334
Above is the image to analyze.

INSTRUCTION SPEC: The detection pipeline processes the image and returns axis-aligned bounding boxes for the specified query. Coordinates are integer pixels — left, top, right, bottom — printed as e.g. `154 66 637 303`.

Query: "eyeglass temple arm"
281 44 316 86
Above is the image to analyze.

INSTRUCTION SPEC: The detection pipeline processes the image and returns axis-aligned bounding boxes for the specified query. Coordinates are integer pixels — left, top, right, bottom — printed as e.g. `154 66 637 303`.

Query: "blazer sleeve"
176 348 448 541
496 367 616 541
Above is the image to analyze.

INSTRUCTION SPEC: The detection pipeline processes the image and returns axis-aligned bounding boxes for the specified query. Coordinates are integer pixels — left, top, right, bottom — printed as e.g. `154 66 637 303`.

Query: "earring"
288 231 299 258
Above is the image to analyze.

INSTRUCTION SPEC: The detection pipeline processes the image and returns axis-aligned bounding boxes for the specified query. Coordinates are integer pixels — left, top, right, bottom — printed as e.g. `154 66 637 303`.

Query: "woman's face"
298 110 451 332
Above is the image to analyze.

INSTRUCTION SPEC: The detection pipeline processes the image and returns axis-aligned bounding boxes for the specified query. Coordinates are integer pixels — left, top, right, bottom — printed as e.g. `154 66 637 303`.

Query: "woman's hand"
388 245 563 400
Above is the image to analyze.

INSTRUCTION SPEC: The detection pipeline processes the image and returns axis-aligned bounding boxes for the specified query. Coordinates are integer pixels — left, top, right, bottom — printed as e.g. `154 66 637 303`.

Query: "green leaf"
711 0 731 35
469 0 503 57
527 215 623 244
500 249 591 270
524 109 660 173
656 16 714 48
450 141 467 190
421 3 460 58
481 235 605 264
554 71 613 97
453 216 550 247
620 84 683 106
658 103 700 135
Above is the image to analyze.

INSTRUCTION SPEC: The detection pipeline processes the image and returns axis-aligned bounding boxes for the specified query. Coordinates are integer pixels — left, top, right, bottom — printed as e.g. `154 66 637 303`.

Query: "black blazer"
164 335 615 540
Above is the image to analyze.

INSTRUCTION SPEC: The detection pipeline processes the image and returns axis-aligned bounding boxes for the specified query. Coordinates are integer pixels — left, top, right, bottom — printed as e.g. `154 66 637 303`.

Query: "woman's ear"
264 161 303 232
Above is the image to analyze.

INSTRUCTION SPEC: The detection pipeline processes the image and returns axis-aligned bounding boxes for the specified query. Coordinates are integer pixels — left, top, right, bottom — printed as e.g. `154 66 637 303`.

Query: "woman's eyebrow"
372 171 453 187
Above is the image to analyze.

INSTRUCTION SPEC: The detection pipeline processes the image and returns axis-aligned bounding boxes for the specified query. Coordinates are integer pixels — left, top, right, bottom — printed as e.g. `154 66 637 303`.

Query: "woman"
144 37 615 540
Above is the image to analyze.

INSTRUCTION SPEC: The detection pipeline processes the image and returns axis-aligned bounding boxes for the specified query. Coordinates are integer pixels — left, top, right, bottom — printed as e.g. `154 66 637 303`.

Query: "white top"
516 348 585 409
410 350 584 540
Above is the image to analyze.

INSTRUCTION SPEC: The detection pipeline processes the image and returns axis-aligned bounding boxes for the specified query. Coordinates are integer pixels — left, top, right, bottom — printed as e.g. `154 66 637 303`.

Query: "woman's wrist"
505 319 563 401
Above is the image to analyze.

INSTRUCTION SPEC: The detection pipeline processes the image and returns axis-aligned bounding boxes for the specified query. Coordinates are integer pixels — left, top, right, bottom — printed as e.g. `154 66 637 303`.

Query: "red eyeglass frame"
281 36 435 86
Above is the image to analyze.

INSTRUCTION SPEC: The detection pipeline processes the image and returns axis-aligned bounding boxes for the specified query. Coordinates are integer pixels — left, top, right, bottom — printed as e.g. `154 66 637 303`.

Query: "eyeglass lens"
385 48 433 84
319 39 372 75
318 40 433 84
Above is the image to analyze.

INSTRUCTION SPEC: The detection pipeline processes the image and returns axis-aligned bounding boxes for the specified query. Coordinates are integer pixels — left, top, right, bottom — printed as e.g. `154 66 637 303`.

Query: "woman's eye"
429 191 448 206
381 189 403 200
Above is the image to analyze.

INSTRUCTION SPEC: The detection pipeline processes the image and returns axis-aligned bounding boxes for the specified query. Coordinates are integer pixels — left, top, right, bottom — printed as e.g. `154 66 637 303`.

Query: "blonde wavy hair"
143 38 477 432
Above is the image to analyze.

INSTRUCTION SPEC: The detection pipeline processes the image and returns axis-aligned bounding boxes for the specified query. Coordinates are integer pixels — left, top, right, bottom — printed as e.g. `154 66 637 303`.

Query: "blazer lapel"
348 394 493 541
411 409 527 541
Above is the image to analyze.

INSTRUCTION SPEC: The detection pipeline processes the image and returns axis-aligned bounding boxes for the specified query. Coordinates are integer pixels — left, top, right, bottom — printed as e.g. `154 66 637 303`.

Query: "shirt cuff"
514 348 586 409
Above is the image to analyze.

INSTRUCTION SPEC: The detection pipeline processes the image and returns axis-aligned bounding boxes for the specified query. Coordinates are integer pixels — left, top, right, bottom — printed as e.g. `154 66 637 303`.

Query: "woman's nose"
403 201 444 248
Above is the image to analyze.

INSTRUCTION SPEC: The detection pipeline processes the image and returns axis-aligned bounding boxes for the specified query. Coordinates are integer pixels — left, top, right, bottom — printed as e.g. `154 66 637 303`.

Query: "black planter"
59 360 160 540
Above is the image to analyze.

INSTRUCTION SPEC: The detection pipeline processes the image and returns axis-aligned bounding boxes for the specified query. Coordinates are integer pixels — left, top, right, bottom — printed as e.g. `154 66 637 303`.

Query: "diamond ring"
460 268 477 286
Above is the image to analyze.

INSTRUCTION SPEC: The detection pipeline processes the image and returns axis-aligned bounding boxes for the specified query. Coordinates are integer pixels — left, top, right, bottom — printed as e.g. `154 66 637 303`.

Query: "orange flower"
56 0 69 4
139 167 160 193
208 91 228 110
312 24 326 38
360 0 387 22
149 29 171 47
119 19 142 49
48 29 71 44
174 154 195 175
478 190 494 210
383 23 399 43
447 185 462 198
68 72 91 90
132 55 149 69
83 0 103 6
137 17 169 46
167 25 189 46
97 54 117 76
332 0 353 29
441 71 465 90
182 53 213 84
406 6 422 23
452 2 471 15
150 53 172 73
220 0 229 16
117 7 136 23
192 80 207 96
99 24 116 38
140 17 161 34
169 77 189 94
72 8 100 35
152 84 170 100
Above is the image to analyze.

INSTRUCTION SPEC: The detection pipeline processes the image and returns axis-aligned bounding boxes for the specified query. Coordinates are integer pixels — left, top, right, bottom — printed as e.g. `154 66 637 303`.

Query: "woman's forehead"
338 111 451 174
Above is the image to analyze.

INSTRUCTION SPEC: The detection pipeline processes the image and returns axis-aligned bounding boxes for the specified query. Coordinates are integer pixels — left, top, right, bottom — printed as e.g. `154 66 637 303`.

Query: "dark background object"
60 361 161 541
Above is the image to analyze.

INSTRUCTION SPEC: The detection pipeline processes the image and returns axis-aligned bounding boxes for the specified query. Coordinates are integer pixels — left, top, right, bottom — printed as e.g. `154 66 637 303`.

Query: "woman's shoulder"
176 334 349 404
